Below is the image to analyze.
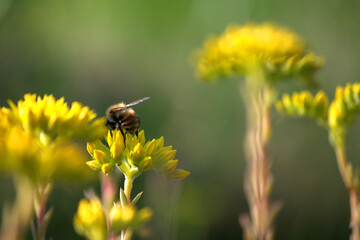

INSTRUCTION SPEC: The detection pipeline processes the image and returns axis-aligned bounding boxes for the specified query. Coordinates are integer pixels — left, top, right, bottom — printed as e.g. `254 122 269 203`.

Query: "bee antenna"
126 97 150 107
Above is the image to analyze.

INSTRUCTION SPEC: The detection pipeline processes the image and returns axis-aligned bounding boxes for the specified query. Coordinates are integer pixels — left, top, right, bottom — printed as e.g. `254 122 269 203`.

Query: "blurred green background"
0 0 360 239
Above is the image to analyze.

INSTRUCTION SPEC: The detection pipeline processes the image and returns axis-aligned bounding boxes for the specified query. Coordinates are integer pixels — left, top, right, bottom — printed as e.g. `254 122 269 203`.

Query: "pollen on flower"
195 22 323 83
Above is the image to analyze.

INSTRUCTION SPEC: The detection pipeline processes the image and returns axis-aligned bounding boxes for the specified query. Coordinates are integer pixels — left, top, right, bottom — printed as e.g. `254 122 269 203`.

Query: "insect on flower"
105 97 150 139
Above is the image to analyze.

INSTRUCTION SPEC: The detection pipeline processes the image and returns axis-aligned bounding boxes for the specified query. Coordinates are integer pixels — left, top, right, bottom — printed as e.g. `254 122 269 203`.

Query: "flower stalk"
121 177 134 240
334 144 360 240
31 182 53 240
124 177 133 204
0 177 34 240
240 75 279 240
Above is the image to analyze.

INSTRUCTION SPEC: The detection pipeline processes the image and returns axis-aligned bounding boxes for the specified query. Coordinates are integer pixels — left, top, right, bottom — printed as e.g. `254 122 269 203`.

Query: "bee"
105 97 150 139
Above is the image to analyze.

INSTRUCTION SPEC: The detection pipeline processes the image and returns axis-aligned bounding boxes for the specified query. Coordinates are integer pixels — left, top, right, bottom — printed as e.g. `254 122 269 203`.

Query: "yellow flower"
195 22 323 83
327 83 360 146
0 126 93 183
0 107 13 134
276 90 329 125
73 198 107 240
277 83 360 146
0 94 104 182
109 203 153 233
8 94 106 141
0 126 41 179
87 130 190 180
328 83 360 130
41 140 93 181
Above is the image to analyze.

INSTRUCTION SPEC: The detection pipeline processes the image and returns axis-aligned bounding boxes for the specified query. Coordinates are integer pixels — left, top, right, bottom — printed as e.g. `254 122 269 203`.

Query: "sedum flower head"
276 83 360 146
328 83 360 129
73 197 107 240
8 94 106 141
195 22 323 84
87 130 190 180
276 90 329 125
328 83 360 146
109 203 153 233
0 94 105 183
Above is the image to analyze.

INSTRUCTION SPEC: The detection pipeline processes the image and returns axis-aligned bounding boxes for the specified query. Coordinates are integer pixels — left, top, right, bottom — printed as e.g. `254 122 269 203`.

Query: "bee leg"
135 130 139 137
119 127 126 145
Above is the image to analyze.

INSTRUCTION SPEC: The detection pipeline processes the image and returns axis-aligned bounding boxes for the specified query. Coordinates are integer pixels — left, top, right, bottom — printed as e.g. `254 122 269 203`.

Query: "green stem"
121 176 133 240
334 144 360 240
124 177 133 204
334 145 352 189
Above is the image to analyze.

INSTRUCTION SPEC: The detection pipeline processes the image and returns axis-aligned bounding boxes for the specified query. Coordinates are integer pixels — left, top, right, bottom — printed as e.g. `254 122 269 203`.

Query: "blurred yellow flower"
8 94 106 141
87 130 190 180
276 90 329 125
277 83 360 146
0 127 41 179
73 198 107 240
0 107 13 134
0 94 105 182
327 83 360 146
328 84 360 129
109 203 152 233
195 22 323 83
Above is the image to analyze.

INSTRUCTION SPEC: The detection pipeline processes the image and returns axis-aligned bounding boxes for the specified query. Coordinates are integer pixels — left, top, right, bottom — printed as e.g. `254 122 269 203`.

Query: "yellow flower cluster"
276 90 329 125
109 203 152 233
276 83 360 146
195 23 323 83
328 83 360 130
328 83 360 145
87 130 190 180
8 94 106 141
73 197 152 239
73 198 107 240
0 94 107 182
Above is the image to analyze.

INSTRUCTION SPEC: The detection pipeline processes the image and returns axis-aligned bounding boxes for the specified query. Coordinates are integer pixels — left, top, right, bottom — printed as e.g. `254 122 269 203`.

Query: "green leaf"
166 169 190 180
131 192 143 206
119 188 127 208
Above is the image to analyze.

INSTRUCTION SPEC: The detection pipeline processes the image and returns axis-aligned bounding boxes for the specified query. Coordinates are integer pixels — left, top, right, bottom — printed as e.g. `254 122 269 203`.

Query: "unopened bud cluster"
277 82 360 146
276 90 328 125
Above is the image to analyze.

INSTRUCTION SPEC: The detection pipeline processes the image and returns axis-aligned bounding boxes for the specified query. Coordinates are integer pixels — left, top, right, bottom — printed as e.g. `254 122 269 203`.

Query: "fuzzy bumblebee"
105 97 150 138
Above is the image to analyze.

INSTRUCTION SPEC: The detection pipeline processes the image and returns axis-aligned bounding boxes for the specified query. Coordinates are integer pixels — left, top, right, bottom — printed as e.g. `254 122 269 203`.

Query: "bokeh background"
0 0 360 239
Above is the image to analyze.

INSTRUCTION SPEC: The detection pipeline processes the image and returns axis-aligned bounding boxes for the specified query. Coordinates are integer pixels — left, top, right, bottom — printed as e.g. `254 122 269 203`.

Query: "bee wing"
126 97 150 107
